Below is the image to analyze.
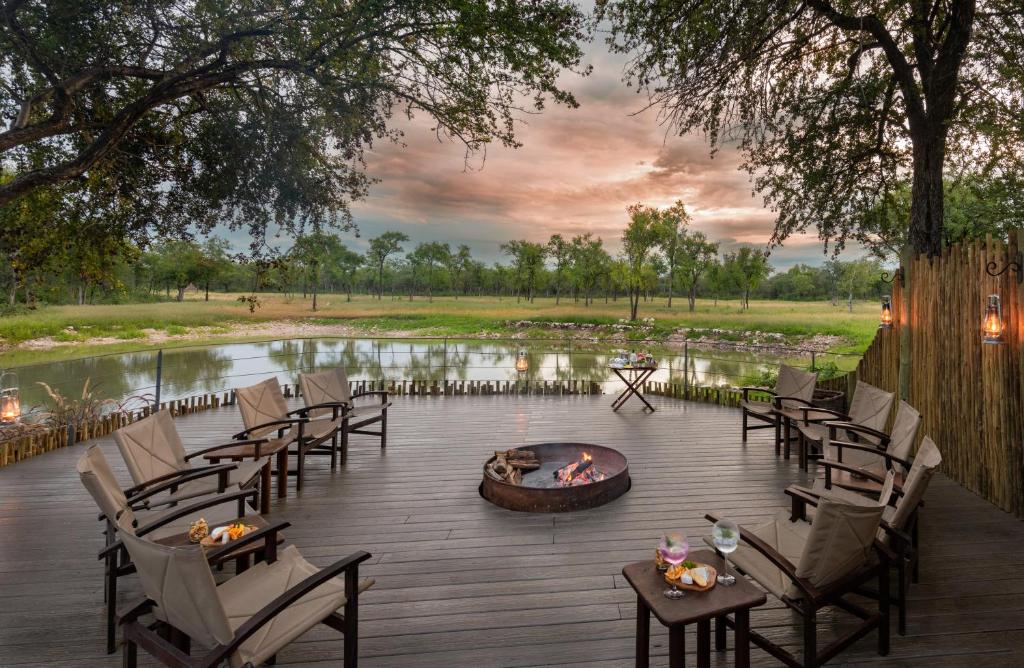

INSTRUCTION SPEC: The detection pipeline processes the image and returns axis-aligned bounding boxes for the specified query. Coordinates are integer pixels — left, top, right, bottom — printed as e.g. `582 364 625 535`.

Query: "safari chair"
794 380 895 471
77 445 255 654
114 409 272 514
704 498 891 668
740 364 817 456
819 400 922 495
300 367 391 466
790 437 943 635
117 514 374 667
233 377 343 495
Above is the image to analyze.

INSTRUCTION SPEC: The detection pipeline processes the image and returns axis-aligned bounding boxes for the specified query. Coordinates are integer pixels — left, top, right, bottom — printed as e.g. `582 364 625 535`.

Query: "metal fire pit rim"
480 442 631 513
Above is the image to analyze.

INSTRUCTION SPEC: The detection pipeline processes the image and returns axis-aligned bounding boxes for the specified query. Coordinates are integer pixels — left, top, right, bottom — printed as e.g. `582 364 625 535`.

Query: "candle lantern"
515 350 529 373
0 371 20 424
982 294 1005 345
879 296 893 330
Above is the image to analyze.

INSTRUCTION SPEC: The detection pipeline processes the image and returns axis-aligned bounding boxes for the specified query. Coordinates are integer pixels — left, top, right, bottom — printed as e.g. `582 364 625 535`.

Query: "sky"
242 14 869 272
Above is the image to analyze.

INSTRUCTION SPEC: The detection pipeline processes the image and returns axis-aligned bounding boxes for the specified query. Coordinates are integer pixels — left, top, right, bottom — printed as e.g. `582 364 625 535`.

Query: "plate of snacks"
664 561 717 592
200 522 257 548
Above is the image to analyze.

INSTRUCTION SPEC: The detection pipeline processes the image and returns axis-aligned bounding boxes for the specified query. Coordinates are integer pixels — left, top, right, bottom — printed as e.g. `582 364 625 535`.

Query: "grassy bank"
0 292 880 365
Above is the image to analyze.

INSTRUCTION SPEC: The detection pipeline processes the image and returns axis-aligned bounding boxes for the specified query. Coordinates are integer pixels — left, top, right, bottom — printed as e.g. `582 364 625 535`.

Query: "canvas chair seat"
707 497 884 601
345 402 388 418
805 478 897 535
115 410 268 504
739 399 775 416
806 421 882 448
219 546 375 667
304 415 343 441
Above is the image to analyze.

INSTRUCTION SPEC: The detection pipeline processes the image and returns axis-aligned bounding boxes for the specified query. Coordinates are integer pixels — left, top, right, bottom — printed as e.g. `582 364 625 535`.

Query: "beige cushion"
847 381 894 439
219 545 374 667
776 365 817 410
77 445 130 522
707 511 809 599
887 401 922 463
160 458 267 504
888 437 942 530
299 369 351 419
236 378 291 439
114 410 188 485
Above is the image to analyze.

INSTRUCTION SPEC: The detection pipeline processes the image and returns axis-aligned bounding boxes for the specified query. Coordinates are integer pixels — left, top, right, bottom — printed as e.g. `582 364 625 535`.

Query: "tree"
501 240 546 303
599 1 1024 259
620 204 661 320
446 245 474 298
677 231 719 312
410 242 451 303
654 201 691 308
152 240 204 302
329 246 364 302
292 232 344 311
838 259 883 312
723 247 772 310
0 1 589 248
196 238 232 302
546 234 573 305
366 232 409 300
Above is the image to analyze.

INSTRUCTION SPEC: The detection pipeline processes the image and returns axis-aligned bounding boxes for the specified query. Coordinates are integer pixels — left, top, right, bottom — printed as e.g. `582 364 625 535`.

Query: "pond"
7 338 859 410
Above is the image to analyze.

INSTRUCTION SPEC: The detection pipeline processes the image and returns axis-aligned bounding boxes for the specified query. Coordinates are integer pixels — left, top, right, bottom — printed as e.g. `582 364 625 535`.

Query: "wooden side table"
609 366 658 411
154 515 283 573
623 550 766 668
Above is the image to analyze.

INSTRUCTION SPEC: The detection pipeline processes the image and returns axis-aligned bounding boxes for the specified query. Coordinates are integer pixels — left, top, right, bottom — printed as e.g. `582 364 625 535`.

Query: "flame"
984 310 1003 338
582 452 591 461
0 396 19 422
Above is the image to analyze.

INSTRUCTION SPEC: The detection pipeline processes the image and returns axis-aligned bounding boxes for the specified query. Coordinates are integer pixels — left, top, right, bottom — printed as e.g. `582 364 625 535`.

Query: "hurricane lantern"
879 296 894 330
982 294 1005 345
0 371 20 424
515 350 529 373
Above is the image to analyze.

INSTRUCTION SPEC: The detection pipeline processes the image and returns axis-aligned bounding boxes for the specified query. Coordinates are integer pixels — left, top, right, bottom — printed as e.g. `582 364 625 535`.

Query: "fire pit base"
480 443 630 512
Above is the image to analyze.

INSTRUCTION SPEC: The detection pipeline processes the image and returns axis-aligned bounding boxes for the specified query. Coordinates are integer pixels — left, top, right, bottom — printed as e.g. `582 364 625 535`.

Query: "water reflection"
11 338 852 406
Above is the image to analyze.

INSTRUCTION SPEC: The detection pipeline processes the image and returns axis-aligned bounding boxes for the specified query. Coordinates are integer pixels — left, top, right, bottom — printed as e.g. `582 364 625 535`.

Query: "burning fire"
554 452 607 487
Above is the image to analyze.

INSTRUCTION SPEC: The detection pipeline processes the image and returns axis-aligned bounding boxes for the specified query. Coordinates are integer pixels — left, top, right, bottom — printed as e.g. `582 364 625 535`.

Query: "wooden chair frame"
119 522 371 667
705 511 892 668
739 386 817 456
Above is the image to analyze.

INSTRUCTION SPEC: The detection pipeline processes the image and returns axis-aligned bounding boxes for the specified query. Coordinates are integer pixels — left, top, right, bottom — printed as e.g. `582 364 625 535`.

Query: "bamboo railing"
855 231 1024 516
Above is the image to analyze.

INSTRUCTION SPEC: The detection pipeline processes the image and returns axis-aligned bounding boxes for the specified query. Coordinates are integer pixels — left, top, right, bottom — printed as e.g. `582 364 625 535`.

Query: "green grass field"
0 292 881 365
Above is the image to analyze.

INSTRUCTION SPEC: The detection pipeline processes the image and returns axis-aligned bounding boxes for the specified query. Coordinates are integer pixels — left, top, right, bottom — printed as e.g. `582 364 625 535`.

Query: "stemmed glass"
712 519 739 586
659 532 689 599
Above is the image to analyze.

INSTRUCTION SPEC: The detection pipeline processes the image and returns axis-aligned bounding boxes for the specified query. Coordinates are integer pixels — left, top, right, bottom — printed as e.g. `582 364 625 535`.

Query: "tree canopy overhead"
0 0 589 247
598 0 1024 258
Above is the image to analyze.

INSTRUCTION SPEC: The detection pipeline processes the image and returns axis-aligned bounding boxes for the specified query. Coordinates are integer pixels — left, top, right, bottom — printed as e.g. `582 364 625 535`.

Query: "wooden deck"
2 394 1024 667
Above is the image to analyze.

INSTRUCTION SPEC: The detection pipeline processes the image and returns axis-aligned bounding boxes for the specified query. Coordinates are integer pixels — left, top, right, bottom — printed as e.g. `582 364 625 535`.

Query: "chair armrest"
217 550 373 658
288 401 350 418
785 485 821 521
829 440 910 472
185 439 269 460
795 406 851 423
233 418 307 440
124 467 208 496
740 386 775 401
772 395 817 409
826 421 889 443
127 464 238 506
879 520 915 551
821 459 889 490
205 520 292 563
704 513 820 600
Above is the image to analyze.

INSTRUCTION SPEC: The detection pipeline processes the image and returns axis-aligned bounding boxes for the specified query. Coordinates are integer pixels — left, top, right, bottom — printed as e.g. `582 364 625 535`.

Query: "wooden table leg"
276 449 288 498
715 615 727 651
697 619 711 668
735 608 750 668
783 418 792 459
635 598 650 668
668 625 685 668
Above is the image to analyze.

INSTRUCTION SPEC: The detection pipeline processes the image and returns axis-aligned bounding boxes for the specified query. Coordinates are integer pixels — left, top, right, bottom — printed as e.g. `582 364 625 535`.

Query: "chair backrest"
116 515 234 648
776 365 817 409
300 368 350 419
77 445 133 524
888 436 942 531
885 400 922 464
848 381 895 436
790 497 884 597
113 410 188 486
236 377 289 438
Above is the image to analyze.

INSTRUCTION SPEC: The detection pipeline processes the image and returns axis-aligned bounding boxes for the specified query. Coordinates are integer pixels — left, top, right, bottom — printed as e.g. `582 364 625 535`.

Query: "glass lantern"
879 296 893 330
515 350 529 373
982 294 1004 345
0 371 20 424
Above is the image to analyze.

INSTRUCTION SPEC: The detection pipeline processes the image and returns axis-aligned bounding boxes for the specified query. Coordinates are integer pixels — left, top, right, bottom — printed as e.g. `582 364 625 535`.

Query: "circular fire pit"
480 443 630 512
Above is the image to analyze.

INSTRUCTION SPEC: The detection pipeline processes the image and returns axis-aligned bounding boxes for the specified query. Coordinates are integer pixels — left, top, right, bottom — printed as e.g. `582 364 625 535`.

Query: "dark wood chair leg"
803 607 817 668
897 558 907 636
341 421 349 465
636 599 650 668
296 444 305 492
773 415 781 455
879 563 891 656
344 569 359 667
715 614 726 652
735 608 750 668
122 638 137 668
784 419 792 459
260 461 272 514
276 450 288 499
742 410 748 441
380 408 388 450
330 433 338 470
105 553 117 654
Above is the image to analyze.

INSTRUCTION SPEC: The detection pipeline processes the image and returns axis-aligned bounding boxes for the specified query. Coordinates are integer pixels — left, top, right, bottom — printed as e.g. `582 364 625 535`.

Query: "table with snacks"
155 515 281 572
622 550 766 668
609 352 658 412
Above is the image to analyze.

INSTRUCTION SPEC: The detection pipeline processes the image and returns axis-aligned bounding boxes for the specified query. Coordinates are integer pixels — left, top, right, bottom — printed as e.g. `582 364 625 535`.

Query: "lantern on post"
515 350 529 373
879 296 894 330
982 294 1005 345
0 371 20 424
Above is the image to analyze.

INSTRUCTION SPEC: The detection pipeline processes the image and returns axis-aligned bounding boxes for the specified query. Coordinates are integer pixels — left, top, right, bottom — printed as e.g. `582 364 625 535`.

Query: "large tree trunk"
907 131 947 257
378 262 385 300
176 285 186 302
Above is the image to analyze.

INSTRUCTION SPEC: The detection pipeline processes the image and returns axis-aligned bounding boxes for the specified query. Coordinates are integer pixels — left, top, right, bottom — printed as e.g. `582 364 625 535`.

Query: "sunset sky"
265 16 869 271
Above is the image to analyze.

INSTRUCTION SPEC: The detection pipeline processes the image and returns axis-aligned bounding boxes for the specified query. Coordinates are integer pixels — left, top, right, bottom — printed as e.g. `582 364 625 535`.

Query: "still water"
9 338 854 410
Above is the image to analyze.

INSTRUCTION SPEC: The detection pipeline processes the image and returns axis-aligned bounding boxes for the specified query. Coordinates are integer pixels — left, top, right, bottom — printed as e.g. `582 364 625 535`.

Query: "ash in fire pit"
481 443 630 512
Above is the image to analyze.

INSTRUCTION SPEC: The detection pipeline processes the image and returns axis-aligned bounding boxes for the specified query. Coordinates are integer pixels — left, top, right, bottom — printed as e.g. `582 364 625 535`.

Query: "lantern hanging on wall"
879 296 894 330
515 350 529 373
0 371 20 424
982 294 1005 345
